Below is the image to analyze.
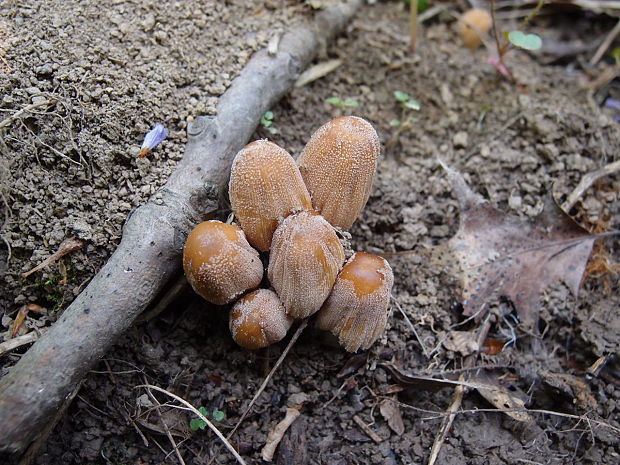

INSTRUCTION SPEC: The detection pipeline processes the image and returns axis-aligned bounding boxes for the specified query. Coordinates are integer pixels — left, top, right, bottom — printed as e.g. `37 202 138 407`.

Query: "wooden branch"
0 0 361 453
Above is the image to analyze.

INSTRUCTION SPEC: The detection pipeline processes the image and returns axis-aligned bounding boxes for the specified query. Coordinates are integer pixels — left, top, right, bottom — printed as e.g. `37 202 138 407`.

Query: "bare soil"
1 1 619 464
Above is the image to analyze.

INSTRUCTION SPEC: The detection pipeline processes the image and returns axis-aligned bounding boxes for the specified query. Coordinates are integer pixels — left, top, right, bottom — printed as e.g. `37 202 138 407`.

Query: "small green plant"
189 407 225 431
391 90 421 127
260 111 278 135
489 0 545 82
325 96 359 110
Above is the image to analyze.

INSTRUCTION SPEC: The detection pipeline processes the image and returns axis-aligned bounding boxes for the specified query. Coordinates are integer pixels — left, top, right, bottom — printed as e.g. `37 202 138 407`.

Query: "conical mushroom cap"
297 116 380 230
229 140 312 251
268 211 345 318
316 252 394 352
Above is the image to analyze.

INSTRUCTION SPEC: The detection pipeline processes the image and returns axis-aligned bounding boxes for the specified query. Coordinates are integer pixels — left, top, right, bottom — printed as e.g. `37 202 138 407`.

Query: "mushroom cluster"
182 116 394 352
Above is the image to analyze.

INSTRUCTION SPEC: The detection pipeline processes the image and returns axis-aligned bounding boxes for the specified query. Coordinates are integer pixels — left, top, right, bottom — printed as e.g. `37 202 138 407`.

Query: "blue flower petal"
141 124 168 150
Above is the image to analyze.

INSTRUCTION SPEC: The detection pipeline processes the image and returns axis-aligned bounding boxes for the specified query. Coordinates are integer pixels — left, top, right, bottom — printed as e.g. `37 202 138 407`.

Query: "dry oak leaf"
434 161 598 325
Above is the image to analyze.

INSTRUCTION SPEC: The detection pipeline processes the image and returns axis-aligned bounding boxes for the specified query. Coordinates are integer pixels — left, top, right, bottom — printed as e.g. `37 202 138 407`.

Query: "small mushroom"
297 116 380 230
229 289 293 349
316 252 394 352
458 8 492 50
183 221 263 305
229 140 312 251
268 211 345 319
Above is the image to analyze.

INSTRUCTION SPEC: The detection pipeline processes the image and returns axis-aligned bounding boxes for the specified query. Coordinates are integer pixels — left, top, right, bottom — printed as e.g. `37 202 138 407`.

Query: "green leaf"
404 99 421 111
198 406 209 417
389 119 401 127
263 110 274 120
394 90 410 103
508 30 542 51
325 97 343 105
612 47 620 64
343 98 359 108
212 410 225 421
190 418 206 431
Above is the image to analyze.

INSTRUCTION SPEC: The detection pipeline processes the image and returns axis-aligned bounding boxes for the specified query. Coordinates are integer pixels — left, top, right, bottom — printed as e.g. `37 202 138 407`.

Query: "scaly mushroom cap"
268 211 345 319
229 289 293 349
316 252 394 352
229 140 312 251
297 116 380 230
458 9 492 49
183 221 263 305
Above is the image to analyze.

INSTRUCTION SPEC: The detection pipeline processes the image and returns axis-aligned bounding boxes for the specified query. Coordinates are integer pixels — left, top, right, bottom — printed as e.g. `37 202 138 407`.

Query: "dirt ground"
1 1 619 464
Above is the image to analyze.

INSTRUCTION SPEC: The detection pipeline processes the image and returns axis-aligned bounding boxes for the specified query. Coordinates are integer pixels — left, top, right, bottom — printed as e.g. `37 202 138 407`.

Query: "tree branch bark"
0 0 361 453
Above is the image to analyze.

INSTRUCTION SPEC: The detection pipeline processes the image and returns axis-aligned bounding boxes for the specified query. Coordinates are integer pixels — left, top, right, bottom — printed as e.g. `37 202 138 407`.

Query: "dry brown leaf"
471 371 532 422
379 397 405 436
434 161 600 325
442 330 480 356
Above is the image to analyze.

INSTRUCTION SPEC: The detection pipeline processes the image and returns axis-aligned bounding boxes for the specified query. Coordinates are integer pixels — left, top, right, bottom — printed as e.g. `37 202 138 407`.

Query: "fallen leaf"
379 397 405 436
434 161 599 325
540 370 598 411
442 330 480 356
471 371 532 422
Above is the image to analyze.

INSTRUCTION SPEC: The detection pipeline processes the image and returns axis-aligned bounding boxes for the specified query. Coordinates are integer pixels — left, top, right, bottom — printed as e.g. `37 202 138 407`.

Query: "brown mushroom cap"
183 221 263 305
229 140 312 252
297 116 380 230
316 252 394 352
268 211 345 319
229 289 293 350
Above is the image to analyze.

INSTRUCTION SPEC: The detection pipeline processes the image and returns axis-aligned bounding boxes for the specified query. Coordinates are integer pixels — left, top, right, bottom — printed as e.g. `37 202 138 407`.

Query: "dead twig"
392 296 429 358
562 160 620 212
20 237 85 278
144 384 186 465
590 18 620 65
0 99 56 130
134 274 189 325
0 331 41 357
427 315 493 465
261 407 301 461
138 384 246 465
227 319 309 440
353 414 382 443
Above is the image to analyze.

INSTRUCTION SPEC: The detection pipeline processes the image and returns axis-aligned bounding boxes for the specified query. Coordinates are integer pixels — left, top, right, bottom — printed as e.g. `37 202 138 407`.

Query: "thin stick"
144 385 186 465
0 99 56 129
137 384 247 465
0 332 40 357
353 415 382 443
427 316 492 465
562 160 620 212
427 382 465 465
227 319 309 440
134 275 189 324
590 18 620 65
409 0 419 53
21 237 85 278
391 297 429 358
